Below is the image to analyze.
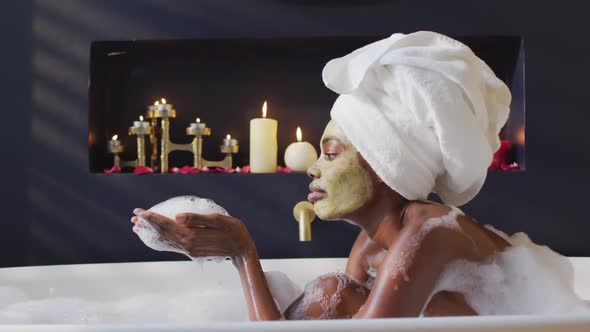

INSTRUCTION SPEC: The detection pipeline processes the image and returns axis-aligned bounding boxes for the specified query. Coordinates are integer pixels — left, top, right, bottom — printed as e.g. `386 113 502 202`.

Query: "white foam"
264 271 303 314
0 288 249 324
134 196 230 257
0 270 304 324
425 225 590 315
290 273 365 319
0 286 28 307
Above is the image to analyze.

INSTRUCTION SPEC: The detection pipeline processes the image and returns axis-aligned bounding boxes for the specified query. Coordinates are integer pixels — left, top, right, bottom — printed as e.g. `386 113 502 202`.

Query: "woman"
131 31 515 319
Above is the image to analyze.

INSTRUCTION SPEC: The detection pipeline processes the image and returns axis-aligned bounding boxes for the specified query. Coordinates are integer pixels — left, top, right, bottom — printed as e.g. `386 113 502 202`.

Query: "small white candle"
284 126 318 172
134 115 150 128
250 101 277 173
110 134 121 146
108 134 122 153
190 117 206 129
149 98 173 112
157 98 170 111
223 134 238 146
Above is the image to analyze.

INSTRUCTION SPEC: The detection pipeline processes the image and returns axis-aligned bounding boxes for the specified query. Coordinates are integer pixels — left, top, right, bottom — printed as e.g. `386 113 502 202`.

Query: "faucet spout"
293 201 315 241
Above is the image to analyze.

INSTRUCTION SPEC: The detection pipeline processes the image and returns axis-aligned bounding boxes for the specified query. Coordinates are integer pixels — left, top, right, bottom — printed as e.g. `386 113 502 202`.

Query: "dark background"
2 0 589 267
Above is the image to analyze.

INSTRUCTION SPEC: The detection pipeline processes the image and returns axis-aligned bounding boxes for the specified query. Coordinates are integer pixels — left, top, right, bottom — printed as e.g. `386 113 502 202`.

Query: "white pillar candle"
250 101 277 173
284 126 318 172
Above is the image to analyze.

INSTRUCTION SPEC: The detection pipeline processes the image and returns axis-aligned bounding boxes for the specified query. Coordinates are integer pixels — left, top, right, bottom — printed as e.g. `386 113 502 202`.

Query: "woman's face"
307 120 375 220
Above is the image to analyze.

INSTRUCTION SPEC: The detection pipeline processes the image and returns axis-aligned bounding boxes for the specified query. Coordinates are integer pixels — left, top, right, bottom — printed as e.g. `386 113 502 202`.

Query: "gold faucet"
293 201 316 241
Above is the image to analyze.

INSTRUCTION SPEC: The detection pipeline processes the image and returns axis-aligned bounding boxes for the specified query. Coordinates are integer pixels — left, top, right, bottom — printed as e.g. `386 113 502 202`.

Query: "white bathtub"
0 257 589 331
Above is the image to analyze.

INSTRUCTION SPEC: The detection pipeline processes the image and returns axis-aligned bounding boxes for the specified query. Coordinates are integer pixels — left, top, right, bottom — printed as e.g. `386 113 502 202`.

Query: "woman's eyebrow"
321 137 341 145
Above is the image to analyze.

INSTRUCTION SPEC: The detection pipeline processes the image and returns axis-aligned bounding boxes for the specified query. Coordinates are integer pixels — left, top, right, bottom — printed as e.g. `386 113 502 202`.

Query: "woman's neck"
344 187 409 249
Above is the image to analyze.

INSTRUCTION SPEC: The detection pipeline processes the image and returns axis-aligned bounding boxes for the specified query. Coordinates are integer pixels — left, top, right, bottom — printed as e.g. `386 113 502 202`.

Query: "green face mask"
308 120 375 221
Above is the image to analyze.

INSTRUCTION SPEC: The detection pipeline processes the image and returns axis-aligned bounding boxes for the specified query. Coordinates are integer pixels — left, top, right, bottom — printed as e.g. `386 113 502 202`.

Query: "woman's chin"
313 201 342 221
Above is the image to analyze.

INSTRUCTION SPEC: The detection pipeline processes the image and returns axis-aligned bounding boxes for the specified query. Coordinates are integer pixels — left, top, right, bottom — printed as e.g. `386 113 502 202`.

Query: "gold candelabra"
107 99 239 173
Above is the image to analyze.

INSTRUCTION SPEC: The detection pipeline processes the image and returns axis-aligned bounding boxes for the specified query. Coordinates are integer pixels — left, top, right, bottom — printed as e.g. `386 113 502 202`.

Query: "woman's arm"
133 210 282 321
232 244 283 320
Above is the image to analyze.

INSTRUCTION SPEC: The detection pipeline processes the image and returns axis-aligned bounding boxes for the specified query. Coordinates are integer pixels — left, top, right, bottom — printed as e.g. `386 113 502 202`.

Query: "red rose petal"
277 166 293 173
501 162 520 171
179 165 200 174
209 167 228 173
490 139 510 169
134 166 154 175
237 165 250 173
104 165 121 173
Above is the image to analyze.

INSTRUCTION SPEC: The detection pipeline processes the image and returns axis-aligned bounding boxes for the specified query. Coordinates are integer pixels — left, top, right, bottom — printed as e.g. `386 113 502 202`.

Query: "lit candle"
108 134 123 153
249 101 278 173
223 134 238 146
148 98 173 112
109 134 121 147
190 117 206 129
133 115 150 128
284 126 318 172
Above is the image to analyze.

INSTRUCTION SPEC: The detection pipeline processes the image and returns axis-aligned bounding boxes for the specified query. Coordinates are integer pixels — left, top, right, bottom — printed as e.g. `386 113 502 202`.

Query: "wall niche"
89 36 525 174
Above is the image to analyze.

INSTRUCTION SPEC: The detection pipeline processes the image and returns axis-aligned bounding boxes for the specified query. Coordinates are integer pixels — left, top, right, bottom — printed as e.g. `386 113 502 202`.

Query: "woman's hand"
131 209 254 258
132 208 283 321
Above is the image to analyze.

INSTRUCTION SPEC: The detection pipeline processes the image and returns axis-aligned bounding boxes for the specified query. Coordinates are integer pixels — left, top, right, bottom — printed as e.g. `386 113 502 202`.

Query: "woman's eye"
324 153 337 160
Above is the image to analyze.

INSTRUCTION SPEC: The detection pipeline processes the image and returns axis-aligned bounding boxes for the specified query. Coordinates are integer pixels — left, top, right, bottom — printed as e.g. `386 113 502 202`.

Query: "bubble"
290 273 358 320
135 196 230 257
424 225 590 315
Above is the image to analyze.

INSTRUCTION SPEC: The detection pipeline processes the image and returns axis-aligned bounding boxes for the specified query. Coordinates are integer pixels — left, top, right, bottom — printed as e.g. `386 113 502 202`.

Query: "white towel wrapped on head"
323 31 511 206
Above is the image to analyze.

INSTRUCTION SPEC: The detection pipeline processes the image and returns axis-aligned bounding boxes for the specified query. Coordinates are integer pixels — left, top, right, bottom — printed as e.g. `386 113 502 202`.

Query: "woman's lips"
308 186 327 203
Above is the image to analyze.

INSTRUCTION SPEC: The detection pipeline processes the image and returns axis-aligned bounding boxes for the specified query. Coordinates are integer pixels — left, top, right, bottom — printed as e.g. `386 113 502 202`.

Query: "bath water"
1 196 588 323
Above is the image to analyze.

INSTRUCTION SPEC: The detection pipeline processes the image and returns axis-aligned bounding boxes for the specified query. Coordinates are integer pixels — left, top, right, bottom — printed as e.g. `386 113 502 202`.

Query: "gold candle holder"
147 100 239 173
186 125 211 168
106 118 152 170
129 125 151 167
144 109 160 169
107 136 124 168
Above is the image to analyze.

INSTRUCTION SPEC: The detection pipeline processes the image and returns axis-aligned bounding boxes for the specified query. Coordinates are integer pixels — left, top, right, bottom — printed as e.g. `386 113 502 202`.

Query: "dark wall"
2 0 590 267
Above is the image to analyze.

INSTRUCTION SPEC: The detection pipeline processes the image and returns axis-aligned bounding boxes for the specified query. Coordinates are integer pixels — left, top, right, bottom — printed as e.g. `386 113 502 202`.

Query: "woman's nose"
307 162 320 179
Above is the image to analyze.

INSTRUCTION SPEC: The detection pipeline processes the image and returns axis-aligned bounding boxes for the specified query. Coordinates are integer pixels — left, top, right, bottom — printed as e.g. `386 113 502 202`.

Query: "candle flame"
196 118 201 123
262 100 267 118
296 126 302 142
112 135 118 141
161 98 166 104
516 127 525 145
226 134 231 140
154 100 159 105
139 115 144 121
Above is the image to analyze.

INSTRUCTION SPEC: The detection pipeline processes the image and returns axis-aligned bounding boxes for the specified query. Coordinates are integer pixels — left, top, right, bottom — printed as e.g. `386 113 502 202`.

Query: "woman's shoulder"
402 199 457 226
401 200 472 246
402 199 510 255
